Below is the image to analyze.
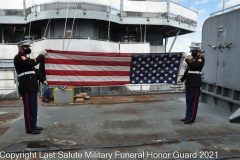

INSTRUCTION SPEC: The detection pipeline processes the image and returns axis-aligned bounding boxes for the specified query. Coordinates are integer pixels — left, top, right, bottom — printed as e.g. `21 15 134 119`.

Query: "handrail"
163 0 198 14
0 1 197 27
210 4 240 17
0 9 24 16
1 37 150 44
0 43 16 45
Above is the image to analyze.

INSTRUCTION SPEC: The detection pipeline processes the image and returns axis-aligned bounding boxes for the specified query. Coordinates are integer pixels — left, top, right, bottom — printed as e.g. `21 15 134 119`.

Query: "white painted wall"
0 45 18 59
0 39 151 59
31 39 120 58
120 43 150 53
150 46 165 53
169 2 198 21
123 1 167 13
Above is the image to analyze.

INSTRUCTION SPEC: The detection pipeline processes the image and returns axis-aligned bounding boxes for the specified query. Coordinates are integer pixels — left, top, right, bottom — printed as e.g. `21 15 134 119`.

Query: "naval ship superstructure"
0 0 197 97
0 0 197 52
200 3 240 122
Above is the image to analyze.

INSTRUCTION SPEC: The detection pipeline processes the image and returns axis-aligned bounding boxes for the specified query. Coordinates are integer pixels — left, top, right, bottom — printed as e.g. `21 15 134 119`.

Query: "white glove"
43 81 48 85
40 50 47 56
186 55 193 60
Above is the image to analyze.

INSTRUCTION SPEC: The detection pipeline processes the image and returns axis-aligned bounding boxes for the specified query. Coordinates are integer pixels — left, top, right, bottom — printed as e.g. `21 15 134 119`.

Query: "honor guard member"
14 40 47 134
180 46 205 124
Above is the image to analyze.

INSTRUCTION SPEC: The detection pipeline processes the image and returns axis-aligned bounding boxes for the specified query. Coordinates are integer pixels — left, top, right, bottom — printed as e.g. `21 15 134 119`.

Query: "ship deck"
0 93 240 160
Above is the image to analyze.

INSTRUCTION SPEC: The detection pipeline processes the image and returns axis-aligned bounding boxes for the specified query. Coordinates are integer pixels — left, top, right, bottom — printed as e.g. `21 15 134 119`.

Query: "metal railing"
45 83 185 98
0 59 18 99
0 9 24 16
0 1 197 27
36 2 196 26
95 84 182 95
210 4 240 17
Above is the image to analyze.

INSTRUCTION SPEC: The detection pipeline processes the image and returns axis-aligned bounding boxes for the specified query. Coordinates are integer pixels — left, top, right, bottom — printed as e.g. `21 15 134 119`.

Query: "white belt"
188 71 201 74
18 71 35 77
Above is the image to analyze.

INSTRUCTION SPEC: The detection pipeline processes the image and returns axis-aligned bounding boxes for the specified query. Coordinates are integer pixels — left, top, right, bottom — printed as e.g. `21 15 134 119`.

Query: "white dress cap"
189 46 200 51
16 40 31 47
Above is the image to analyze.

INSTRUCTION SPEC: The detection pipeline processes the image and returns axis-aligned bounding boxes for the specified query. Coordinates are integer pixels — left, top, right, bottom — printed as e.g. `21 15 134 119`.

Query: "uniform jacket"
180 55 205 87
35 68 46 84
14 52 45 93
39 60 46 80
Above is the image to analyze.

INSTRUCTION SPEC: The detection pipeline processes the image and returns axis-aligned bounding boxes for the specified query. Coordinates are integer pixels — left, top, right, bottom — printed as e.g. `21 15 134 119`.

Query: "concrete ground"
0 93 240 160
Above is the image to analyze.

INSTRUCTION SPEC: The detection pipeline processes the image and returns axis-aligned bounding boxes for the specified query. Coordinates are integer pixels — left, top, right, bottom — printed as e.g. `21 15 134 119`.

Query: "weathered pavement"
0 93 240 160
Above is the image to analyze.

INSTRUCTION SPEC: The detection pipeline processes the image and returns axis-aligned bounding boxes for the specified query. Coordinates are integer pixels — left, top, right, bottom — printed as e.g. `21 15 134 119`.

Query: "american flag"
130 53 182 85
45 50 182 86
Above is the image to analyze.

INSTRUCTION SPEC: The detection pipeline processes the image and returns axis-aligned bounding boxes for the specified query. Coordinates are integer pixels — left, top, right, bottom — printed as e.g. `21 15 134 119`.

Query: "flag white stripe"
45 64 131 71
46 75 129 82
47 53 132 62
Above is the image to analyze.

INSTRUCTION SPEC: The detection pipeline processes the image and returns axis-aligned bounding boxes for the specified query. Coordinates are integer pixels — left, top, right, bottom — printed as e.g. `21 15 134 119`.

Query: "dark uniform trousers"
185 86 201 122
180 55 205 123
21 91 38 132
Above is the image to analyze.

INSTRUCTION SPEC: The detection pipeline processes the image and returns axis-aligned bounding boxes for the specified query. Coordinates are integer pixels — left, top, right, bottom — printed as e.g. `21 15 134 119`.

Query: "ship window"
65 30 73 38
98 25 108 40
123 35 136 43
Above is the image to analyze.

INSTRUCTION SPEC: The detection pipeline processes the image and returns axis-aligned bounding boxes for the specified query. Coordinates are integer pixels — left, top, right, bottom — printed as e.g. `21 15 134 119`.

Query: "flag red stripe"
46 70 130 76
45 58 131 66
48 81 129 86
46 49 132 57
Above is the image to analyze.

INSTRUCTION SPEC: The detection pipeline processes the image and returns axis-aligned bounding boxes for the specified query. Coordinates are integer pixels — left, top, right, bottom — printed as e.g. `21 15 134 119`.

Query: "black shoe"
184 120 193 124
180 118 187 121
37 127 43 130
26 130 41 134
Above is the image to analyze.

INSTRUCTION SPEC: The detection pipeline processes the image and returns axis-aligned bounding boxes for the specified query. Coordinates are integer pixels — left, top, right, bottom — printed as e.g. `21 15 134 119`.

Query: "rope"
139 0 142 53
43 19 50 38
43 19 51 52
28 21 32 39
108 0 112 41
66 1 79 51
27 0 34 59
39 18 51 52
144 0 148 43
63 2 70 50
49 19 51 37
28 0 34 39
